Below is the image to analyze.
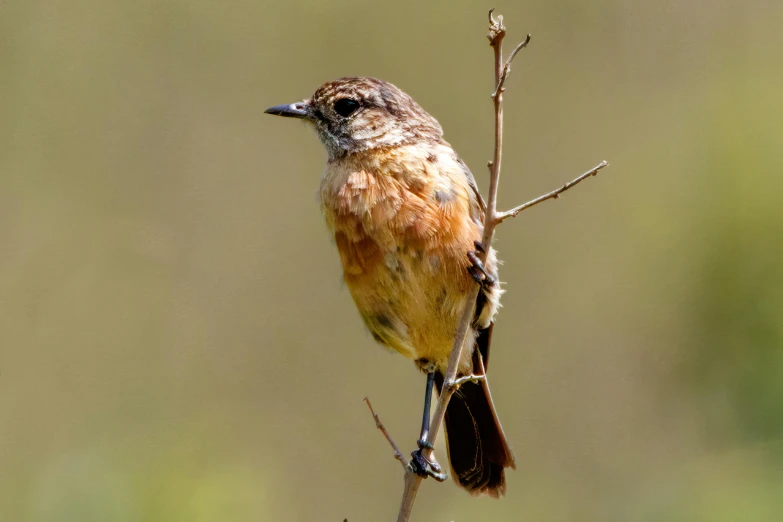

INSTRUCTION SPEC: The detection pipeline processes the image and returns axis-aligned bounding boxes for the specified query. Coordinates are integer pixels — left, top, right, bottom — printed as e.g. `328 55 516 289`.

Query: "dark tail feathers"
435 353 515 497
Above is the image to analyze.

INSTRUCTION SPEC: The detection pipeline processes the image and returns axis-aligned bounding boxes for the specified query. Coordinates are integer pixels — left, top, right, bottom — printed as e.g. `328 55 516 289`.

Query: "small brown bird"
266 77 515 496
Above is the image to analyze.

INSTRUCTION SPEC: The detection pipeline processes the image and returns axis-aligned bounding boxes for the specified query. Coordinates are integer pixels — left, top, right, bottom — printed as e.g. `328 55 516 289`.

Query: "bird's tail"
435 350 516 497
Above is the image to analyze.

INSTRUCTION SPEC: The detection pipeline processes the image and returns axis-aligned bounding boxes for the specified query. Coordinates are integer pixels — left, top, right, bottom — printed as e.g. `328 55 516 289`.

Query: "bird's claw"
467 249 496 287
409 447 447 482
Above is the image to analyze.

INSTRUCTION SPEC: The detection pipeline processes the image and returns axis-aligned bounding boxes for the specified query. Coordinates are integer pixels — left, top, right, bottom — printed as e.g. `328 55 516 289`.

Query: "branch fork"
446 374 486 391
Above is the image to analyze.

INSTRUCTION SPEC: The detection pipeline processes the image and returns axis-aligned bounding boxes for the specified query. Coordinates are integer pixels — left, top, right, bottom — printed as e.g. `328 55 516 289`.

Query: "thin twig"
396 11 511 522
394 10 607 522
446 374 486 391
364 397 408 469
495 160 608 223
492 34 531 99
506 34 532 65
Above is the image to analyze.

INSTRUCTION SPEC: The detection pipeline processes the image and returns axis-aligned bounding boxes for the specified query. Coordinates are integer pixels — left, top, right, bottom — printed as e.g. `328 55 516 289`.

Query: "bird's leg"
467 241 496 287
409 371 447 481
417 371 435 449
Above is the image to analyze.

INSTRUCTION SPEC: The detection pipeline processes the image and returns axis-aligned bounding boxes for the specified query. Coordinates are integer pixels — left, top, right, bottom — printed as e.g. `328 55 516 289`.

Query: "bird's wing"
475 320 494 370
456 156 487 220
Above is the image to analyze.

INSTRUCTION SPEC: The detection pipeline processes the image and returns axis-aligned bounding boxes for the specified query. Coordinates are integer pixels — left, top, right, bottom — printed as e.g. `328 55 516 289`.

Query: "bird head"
265 77 443 159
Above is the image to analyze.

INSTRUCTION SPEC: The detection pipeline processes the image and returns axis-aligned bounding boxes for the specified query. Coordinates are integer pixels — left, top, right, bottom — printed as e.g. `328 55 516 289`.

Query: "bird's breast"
318 145 483 362
319 145 478 280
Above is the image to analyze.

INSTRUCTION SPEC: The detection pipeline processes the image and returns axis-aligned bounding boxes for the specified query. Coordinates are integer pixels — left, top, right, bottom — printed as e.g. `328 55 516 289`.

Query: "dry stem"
361 10 608 522
447 374 486 390
364 397 408 469
495 160 608 223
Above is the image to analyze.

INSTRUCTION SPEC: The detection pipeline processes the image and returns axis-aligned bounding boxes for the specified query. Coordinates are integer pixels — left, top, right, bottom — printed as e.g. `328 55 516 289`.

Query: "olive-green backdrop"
2 0 782 520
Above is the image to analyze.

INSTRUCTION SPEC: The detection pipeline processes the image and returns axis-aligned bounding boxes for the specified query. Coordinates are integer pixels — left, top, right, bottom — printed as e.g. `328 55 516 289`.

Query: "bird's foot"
409 440 447 482
467 242 496 287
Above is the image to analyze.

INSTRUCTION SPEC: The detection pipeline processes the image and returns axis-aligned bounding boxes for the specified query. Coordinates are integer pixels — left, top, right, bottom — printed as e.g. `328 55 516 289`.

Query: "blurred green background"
2 0 782 520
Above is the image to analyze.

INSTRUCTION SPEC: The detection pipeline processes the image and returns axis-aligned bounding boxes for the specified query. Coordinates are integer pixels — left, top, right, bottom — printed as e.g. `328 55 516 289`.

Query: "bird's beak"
264 100 310 119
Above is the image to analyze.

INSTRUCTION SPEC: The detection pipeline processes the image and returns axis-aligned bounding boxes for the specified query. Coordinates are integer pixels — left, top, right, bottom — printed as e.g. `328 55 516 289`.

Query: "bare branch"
445 374 486 391
393 11 607 522
493 34 532 99
495 160 608 223
396 12 517 522
364 397 408 470
506 34 532 65
396 473 421 522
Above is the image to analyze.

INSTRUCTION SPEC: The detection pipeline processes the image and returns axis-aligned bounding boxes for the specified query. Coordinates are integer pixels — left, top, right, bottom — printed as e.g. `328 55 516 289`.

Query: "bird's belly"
338 237 471 366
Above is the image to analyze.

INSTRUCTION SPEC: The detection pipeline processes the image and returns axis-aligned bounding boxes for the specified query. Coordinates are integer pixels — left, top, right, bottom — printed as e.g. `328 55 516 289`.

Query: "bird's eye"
334 98 360 117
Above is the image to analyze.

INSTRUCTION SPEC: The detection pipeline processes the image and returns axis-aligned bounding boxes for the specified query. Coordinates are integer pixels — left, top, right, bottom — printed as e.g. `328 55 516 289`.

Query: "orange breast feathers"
319 141 497 367
319 142 485 282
